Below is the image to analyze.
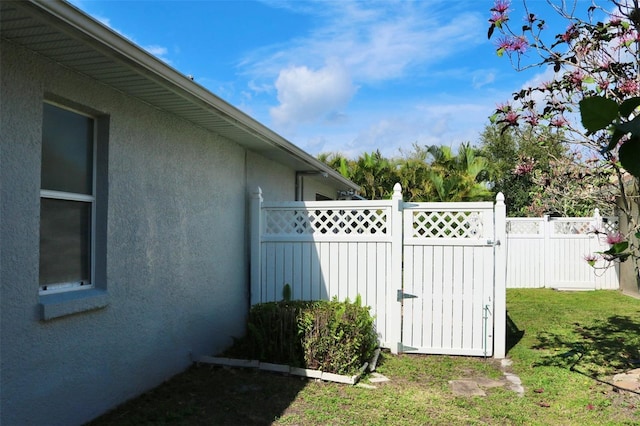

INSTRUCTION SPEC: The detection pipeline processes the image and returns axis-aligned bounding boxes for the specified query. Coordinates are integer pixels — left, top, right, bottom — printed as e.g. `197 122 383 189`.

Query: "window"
39 102 96 293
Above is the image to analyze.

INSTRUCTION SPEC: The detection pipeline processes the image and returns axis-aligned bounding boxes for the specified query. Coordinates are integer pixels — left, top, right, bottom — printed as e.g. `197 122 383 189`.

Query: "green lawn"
89 289 640 425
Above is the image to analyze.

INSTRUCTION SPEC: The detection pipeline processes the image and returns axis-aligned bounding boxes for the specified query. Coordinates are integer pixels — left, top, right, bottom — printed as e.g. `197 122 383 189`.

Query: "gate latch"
397 289 418 302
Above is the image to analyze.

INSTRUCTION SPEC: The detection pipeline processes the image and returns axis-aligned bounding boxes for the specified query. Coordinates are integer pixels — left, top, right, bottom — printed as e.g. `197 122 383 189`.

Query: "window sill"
39 288 109 320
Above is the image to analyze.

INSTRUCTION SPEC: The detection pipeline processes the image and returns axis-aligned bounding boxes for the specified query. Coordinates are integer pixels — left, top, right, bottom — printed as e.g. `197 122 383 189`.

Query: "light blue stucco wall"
0 39 318 425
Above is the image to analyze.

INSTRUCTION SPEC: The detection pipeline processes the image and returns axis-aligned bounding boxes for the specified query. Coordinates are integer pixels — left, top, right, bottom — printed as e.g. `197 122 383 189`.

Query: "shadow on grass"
506 311 525 355
88 364 308 426
531 314 640 376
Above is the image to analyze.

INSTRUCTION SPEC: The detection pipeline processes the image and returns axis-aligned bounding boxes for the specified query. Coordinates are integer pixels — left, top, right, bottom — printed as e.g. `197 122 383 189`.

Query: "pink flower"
524 113 539 126
619 79 640 95
606 233 625 245
489 12 508 26
514 157 535 175
584 254 599 267
609 15 622 26
496 36 528 54
550 116 568 127
540 81 554 90
510 36 529 53
496 36 512 51
568 70 585 88
489 0 510 28
496 102 511 113
504 110 519 125
491 0 510 14
620 30 640 47
561 24 578 42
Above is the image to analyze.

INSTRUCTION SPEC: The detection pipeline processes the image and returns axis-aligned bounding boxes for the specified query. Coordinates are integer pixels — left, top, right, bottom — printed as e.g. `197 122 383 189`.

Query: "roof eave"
13 0 358 192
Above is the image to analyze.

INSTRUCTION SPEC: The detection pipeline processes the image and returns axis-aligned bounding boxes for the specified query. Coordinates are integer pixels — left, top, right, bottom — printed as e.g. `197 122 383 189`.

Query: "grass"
88 289 640 425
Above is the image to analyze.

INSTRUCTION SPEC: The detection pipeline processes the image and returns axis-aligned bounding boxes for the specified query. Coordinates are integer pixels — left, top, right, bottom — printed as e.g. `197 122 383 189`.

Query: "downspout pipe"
295 171 328 201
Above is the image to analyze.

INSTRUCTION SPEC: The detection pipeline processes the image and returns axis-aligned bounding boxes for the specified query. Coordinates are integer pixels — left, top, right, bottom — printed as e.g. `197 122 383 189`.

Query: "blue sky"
69 0 578 158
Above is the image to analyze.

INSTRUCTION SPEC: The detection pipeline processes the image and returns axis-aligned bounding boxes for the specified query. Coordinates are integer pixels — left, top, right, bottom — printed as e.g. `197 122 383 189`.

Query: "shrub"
225 296 378 375
297 295 378 375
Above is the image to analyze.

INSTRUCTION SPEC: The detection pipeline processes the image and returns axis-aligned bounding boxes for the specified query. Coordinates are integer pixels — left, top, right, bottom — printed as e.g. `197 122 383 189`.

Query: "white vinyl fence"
505 211 619 290
250 184 507 358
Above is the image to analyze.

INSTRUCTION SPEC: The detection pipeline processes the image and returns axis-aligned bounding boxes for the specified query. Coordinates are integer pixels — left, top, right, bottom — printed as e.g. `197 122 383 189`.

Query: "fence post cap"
392 183 402 200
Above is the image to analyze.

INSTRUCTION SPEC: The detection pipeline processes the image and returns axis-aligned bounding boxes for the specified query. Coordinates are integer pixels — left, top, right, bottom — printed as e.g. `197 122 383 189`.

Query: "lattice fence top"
264 207 389 236
506 216 619 236
506 220 541 235
552 219 594 235
601 217 619 234
410 210 483 239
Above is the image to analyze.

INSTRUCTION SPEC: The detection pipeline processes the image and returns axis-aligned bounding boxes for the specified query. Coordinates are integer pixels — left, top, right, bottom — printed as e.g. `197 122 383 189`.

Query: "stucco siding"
303 177 341 200
1 40 249 425
246 151 296 201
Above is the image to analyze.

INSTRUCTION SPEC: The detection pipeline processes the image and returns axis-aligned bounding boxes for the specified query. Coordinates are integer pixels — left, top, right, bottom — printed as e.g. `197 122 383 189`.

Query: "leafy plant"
297 295 378 375
580 96 640 179
225 295 378 375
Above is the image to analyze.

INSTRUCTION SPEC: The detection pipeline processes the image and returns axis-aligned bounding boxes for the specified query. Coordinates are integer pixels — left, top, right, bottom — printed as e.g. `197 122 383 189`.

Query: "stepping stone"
503 373 525 397
613 369 640 392
475 377 506 388
614 380 640 391
449 380 486 396
369 373 390 383
356 383 377 389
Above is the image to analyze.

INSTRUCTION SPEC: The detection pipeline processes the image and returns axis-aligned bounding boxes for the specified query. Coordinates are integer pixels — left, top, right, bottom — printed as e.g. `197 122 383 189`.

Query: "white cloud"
144 45 168 57
143 45 172 64
68 2 174 66
244 4 484 84
289 97 497 159
241 2 486 130
472 71 496 89
270 59 356 127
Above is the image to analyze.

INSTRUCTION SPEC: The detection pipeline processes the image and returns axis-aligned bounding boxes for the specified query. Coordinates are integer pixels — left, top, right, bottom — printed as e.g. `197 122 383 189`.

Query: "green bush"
225 296 378 375
297 295 378 375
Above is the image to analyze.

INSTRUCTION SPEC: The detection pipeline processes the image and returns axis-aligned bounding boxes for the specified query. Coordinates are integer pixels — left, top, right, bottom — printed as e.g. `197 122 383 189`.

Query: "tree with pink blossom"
488 0 639 284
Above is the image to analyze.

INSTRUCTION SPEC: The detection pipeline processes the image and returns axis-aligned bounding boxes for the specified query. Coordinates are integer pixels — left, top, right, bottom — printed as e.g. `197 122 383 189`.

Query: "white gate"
250 184 507 358
401 202 499 356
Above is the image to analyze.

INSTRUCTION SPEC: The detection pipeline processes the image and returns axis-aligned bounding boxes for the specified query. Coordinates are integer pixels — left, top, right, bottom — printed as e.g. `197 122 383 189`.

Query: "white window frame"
39 101 97 295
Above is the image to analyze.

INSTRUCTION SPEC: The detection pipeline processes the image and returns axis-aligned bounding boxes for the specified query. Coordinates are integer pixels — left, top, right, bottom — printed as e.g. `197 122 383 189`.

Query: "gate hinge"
397 289 418 302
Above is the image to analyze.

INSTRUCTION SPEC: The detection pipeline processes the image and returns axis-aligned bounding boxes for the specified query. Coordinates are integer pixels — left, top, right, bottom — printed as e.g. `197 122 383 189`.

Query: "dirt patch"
88 365 308 426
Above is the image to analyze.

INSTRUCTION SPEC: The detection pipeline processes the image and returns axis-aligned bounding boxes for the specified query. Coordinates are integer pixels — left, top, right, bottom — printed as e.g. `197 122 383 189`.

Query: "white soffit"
0 1 357 191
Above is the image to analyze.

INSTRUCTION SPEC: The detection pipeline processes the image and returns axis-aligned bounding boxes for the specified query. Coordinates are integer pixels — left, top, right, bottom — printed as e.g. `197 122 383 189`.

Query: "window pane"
39 198 91 286
41 103 94 195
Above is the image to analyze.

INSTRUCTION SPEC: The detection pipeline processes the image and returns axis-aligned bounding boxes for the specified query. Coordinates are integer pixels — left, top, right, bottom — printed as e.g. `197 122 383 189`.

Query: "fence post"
493 193 507 359
250 187 263 306
543 214 551 287
389 183 404 354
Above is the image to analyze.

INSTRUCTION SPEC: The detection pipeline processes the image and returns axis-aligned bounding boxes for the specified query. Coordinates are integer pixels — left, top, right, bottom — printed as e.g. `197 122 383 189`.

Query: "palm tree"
350 151 397 199
424 143 492 202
